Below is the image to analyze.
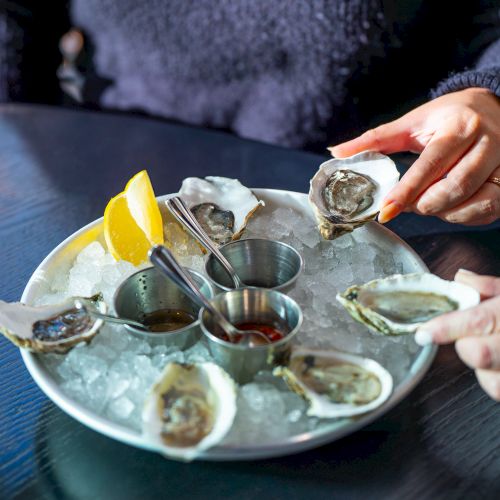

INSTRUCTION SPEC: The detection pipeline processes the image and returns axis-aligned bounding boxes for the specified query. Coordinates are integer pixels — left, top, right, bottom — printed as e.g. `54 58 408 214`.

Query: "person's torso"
71 0 481 150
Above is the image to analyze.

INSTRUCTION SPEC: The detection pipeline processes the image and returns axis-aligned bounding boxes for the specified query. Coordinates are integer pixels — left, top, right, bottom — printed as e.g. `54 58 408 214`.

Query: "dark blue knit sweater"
1 1 499 150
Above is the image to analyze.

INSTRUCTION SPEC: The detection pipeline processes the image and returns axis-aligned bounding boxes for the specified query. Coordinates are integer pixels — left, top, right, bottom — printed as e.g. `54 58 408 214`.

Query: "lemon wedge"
104 170 164 265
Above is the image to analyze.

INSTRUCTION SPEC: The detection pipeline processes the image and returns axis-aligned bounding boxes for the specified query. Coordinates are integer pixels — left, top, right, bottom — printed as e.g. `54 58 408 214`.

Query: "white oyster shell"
274 347 393 419
142 362 237 461
0 294 106 354
337 273 481 335
309 151 400 239
178 176 264 244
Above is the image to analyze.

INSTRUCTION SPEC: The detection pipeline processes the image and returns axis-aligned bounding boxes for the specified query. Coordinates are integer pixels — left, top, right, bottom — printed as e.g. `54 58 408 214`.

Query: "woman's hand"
415 269 500 401
330 88 500 225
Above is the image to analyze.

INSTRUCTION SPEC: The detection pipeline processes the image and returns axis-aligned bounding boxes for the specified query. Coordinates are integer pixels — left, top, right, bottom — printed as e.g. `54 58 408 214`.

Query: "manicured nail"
415 329 433 346
378 201 403 224
455 268 478 284
456 268 476 276
327 146 339 157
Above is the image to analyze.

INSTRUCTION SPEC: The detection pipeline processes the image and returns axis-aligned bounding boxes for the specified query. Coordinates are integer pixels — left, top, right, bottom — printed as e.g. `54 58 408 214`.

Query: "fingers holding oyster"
308 151 400 240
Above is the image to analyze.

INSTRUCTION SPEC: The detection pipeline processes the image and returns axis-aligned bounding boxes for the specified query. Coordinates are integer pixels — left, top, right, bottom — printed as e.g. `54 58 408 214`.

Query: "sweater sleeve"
432 5 500 98
0 1 69 103
432 39 500 98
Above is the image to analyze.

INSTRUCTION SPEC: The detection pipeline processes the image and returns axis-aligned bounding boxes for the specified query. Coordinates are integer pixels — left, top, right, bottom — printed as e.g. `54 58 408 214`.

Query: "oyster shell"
337 273 481 335
274 347 393 418
142 362 237 461
178 176 264 244
0 294 106 353
309 151 400 239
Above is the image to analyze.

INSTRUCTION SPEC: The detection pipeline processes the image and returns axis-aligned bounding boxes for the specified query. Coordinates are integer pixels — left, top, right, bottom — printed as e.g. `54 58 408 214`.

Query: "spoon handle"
148 245 238 341
166 196 244 288
74 299 147 330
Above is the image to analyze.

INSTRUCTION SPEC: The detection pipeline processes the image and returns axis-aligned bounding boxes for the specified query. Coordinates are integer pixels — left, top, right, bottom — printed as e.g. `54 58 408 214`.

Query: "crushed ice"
39 205 420 445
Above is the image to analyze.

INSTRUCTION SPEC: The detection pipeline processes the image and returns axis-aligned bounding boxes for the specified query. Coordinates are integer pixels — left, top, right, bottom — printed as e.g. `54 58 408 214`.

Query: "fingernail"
456 268 476 276
378 201 403 224
327 146 343 158
455 268 477 284
415 329 434 346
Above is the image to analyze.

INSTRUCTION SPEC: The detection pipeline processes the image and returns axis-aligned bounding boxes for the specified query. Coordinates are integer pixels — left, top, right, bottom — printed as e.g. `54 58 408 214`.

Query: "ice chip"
108 396 135 420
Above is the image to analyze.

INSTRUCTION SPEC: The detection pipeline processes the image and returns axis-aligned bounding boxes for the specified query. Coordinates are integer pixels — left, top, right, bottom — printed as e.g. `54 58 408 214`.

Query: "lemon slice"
104 170 164 265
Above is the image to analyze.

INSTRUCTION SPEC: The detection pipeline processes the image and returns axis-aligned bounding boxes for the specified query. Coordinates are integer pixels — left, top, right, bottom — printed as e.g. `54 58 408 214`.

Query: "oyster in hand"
142 362 237 461
0 294 106 353
309 151 400 239
337 273 481 335
178 176 264 245
274 347 393 419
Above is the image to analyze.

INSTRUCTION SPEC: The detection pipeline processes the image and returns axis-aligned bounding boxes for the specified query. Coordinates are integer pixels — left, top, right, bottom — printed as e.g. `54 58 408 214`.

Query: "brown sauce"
141 309 196 333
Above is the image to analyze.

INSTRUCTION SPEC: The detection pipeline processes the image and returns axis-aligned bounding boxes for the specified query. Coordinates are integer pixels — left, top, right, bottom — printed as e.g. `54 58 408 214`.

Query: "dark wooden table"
0 104 499 500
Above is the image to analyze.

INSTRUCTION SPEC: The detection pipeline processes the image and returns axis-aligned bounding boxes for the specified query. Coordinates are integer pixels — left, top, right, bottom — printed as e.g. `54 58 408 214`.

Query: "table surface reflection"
0 104 499 500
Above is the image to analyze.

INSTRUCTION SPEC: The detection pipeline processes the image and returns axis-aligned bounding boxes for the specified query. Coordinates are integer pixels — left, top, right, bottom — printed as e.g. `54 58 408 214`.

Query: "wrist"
458 87 500 104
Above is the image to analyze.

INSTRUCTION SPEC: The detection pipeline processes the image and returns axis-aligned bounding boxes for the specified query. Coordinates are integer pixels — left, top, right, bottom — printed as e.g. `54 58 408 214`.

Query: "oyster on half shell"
337 273 481 335
142 362 237 461
178 176 264 245
309 151 400 239
0 294 106 353
274 347 393 419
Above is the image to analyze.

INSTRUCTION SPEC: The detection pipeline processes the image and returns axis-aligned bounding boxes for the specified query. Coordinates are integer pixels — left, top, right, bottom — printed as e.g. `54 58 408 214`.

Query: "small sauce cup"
205 238 303 293
199 287 302 383
114 266 214 348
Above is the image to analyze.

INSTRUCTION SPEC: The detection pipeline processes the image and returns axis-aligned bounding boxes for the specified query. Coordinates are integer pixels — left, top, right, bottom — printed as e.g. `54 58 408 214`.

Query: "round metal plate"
21 189 436 460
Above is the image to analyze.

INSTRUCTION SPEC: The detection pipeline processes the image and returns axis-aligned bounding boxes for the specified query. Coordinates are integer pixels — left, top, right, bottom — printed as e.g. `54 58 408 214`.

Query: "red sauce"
219 322 286 344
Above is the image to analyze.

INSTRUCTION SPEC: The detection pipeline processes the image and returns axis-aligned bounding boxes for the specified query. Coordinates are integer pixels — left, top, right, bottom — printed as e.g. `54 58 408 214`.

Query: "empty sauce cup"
205 238 303 293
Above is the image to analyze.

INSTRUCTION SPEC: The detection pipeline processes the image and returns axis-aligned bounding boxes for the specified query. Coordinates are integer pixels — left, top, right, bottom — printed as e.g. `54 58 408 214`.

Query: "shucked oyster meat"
142 362 237 461
337 273 481 335
178 176 264 245
190 203 234 245
323 170 375 219
0 294 106 353
274 347 393 419
309 151 400 239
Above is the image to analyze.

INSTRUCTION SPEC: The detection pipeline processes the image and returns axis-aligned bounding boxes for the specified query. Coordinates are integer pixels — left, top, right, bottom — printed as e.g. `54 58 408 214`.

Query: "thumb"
329 118 413 158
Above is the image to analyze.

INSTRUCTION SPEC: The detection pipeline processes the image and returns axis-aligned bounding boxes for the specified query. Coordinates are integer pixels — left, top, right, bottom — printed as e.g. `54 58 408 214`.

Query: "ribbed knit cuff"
431 68 500 99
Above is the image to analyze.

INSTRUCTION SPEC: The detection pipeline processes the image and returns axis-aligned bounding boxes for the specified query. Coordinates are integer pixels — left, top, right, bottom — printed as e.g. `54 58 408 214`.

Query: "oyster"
337 273 481 335
309 151 400 239
0 294 106 353
178 176 264 244
142 362 237 461
274 347 393 418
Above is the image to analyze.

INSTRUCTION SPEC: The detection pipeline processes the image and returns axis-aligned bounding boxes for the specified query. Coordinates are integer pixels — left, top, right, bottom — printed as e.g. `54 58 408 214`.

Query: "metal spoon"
74 298 149 331
148 245 270 347
166 196 245 289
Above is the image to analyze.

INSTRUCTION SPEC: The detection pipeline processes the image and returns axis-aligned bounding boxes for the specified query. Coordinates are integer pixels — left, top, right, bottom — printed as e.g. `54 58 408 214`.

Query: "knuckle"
362 128 383 150
441 211 462 224
469 309 496 336
448 175 472 201
462 112 482 137
420 154 442 174
480 197 500 220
